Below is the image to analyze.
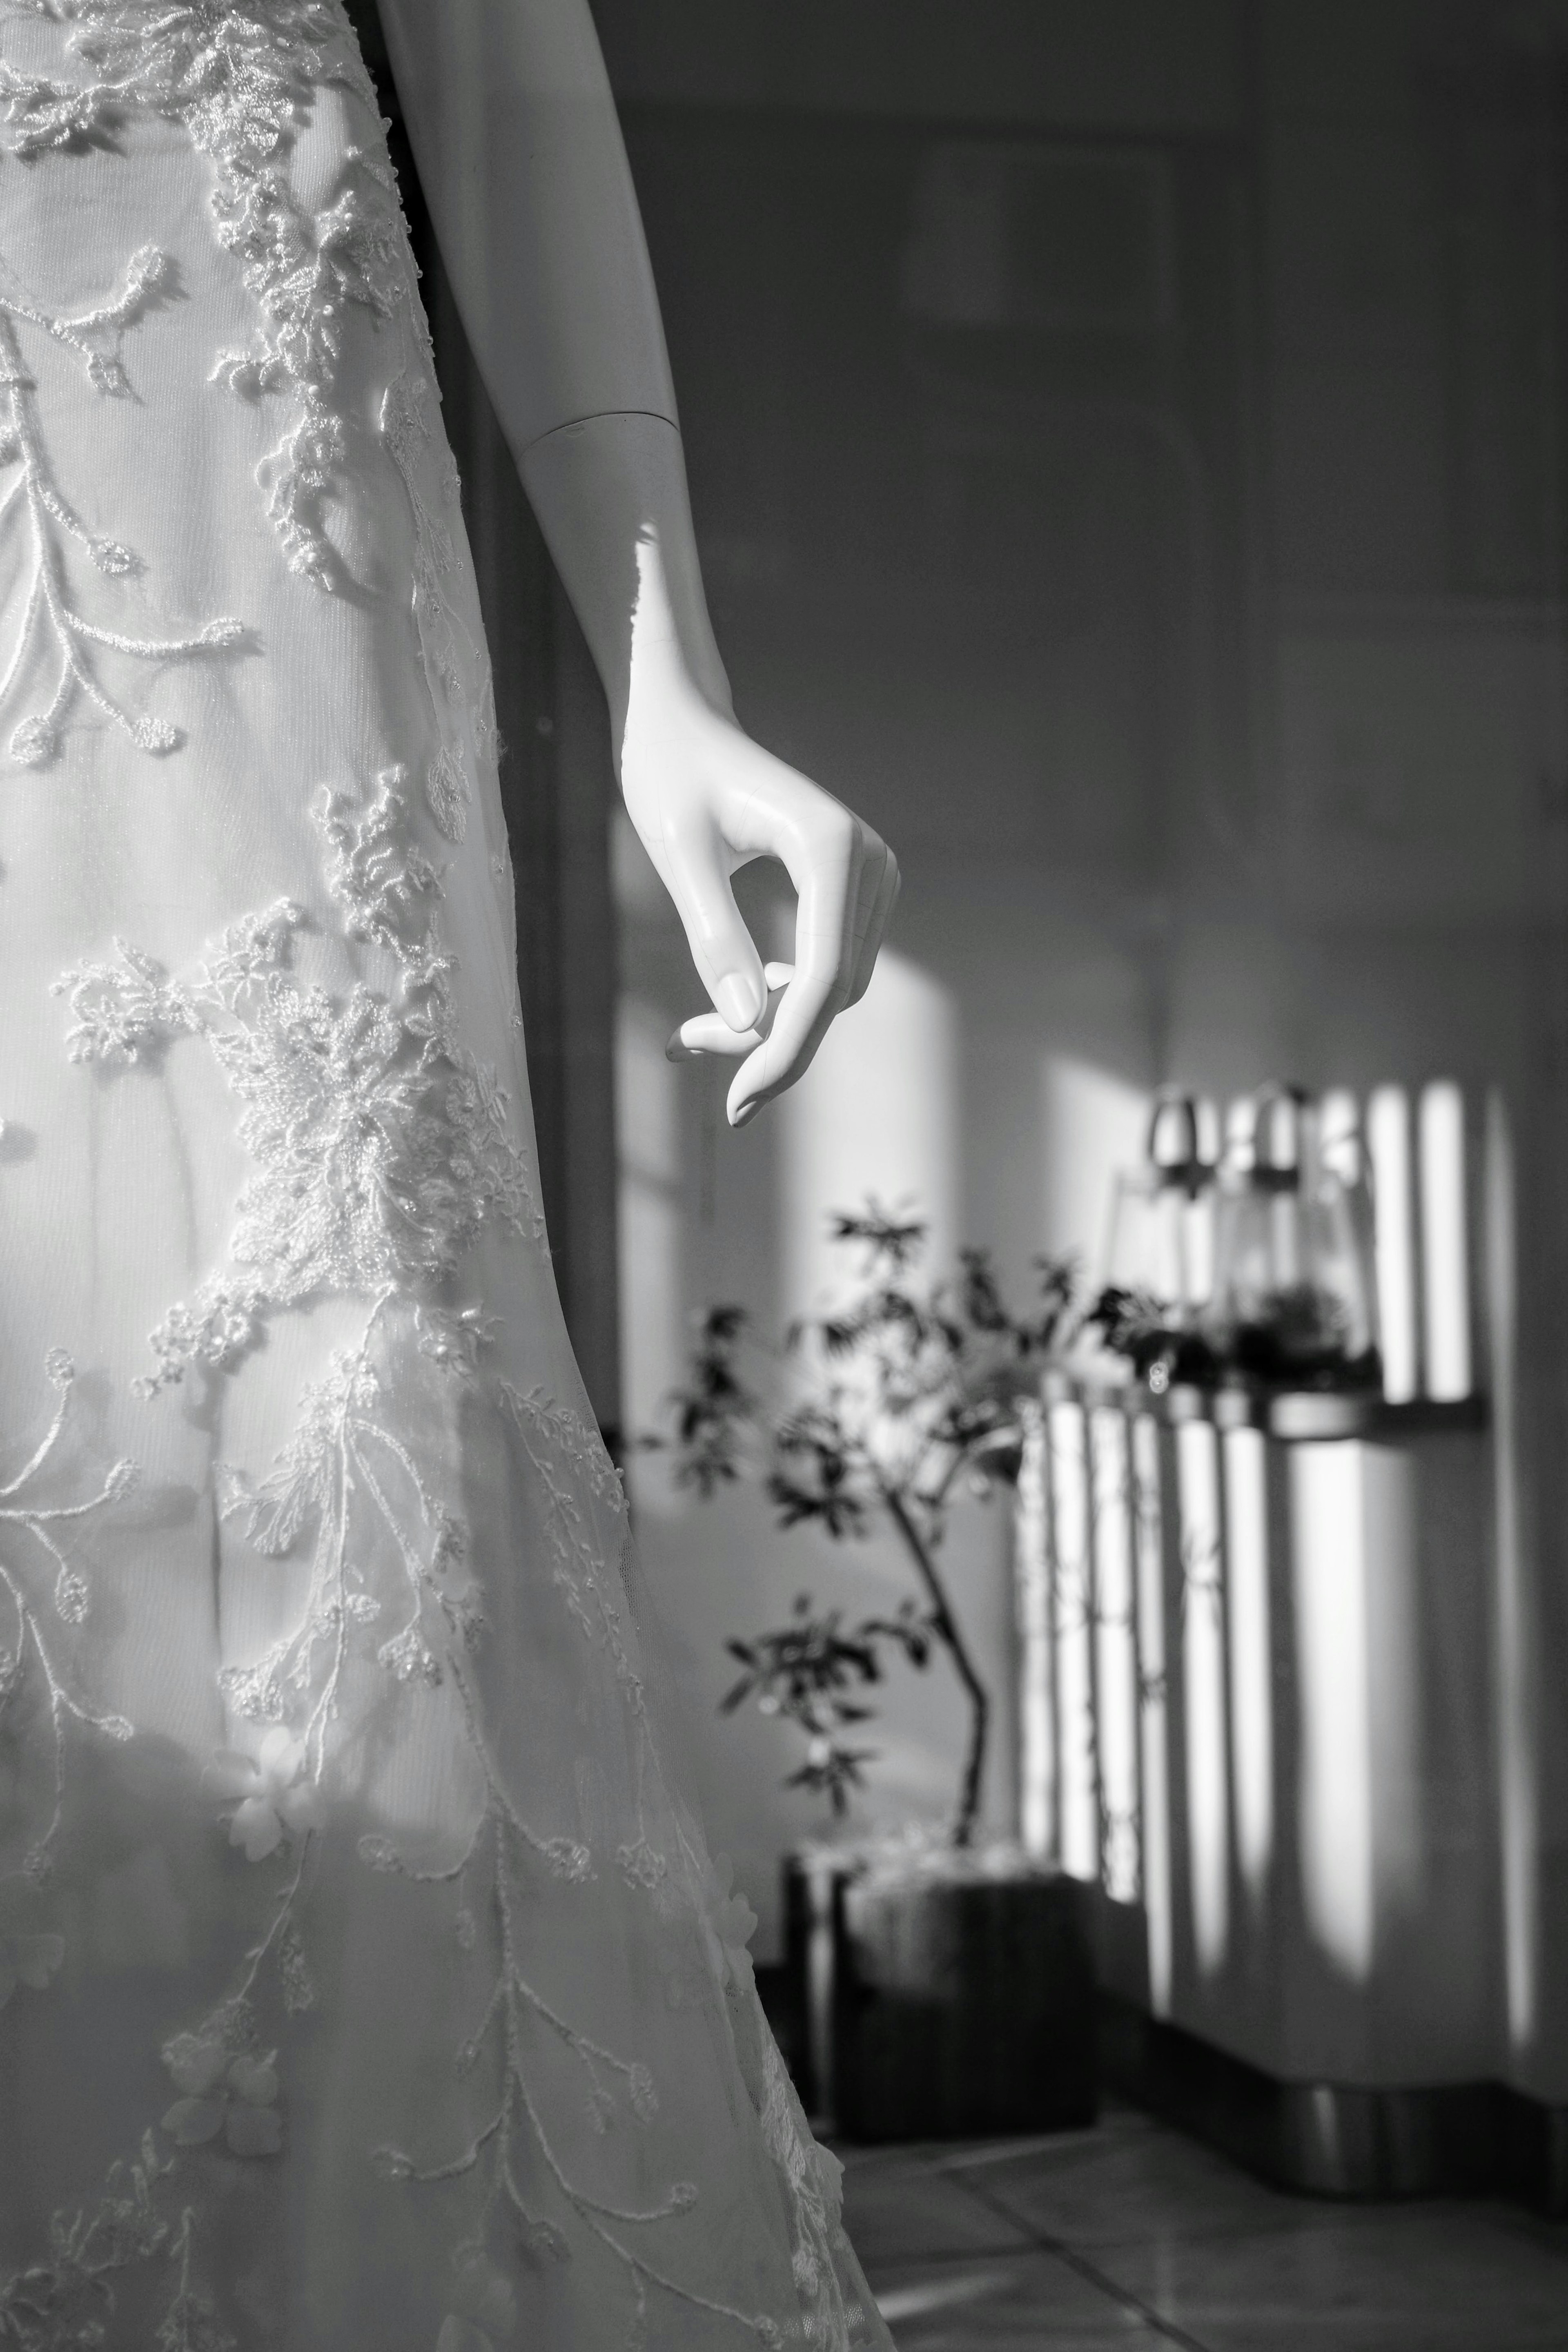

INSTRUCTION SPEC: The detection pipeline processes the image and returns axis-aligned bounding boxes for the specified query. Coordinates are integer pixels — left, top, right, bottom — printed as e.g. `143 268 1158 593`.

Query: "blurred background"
364 0 1568 2220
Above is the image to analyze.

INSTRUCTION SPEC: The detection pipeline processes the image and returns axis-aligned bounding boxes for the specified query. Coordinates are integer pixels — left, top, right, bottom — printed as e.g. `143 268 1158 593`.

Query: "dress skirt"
0 7 891 2347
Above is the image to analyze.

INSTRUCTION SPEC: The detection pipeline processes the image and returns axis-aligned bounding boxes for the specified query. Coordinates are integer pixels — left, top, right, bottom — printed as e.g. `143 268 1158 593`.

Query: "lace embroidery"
161 2037 283 2160
382 367 478 845
0 2135 238 2352
203 1295 792 2347
214 1312 490 1757
0 245 243 766
52 766 539 1391
494 1385 698 1931
315 764 442 949
0 1351 138 1893
158 2209 240 2352
0 1368 233 2352
497 1383 639 1697
205 1724 321 1860
0 2 411 591
372 1806 786 2352
757 2035 865 2352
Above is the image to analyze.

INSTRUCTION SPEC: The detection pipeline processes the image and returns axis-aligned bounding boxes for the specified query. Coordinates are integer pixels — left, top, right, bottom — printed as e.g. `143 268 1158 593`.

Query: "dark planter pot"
783 1850 1097 2140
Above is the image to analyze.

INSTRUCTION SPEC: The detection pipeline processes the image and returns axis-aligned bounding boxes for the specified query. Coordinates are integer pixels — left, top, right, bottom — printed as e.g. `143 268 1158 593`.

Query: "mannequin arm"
376 0 897 1123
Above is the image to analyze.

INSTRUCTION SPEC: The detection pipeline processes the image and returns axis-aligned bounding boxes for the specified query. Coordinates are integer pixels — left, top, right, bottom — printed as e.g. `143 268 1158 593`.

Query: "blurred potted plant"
649 1206 1097 2138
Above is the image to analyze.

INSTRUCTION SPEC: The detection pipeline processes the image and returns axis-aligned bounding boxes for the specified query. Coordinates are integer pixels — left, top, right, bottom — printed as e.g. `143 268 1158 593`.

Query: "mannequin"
376 0 900 1128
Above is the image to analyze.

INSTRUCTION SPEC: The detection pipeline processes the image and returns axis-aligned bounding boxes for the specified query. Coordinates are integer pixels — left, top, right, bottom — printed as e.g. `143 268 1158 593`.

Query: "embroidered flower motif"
205 1728 321 1861
55 829 538 1391
0 243 243 769
161 2035 283 2158
313 769 441 952
616 1836 668 1893
0 2135 180 2352
499 1386 637 1688
0 0 402 592
277 1919 316 2015
416 1302 501 1377
0 1353 142 1900
380 368 490 843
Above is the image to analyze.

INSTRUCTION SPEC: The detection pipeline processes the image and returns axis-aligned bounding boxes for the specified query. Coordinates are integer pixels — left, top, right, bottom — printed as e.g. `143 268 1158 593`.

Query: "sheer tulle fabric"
0 7 889 2346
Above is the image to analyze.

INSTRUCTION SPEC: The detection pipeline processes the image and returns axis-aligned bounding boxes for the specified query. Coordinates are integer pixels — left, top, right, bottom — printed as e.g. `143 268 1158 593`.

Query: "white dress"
0 8 891 2348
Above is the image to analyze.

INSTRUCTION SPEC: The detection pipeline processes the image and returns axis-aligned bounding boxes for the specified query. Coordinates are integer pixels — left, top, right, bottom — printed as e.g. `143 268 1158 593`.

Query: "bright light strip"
1223 1426 1273 1905
1133 1413 1173 2015
1291 1443 1374 1983
1049 1399 1098 1883
1368 1086 1417 1405
1015 1402 1054 1864
1319 1087 1361 1185
1177 1418 1230 1977
1487 1090 1537 2046
1091 1408 1140 1904
1419 1081 1471 1401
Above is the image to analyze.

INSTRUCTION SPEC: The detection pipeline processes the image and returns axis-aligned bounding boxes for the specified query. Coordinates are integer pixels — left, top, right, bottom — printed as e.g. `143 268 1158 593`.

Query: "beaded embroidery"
52 769 539 1393
0 246 243 766
0 1 394 592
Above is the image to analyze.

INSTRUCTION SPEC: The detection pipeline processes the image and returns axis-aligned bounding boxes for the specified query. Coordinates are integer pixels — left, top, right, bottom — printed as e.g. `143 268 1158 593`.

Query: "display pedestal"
782 1850 1096 2140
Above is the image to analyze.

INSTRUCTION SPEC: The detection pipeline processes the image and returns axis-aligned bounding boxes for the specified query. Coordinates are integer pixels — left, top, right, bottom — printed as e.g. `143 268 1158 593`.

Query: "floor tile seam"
956 2173 1221 2352
937 2132 1153 2166
854 2239 1037 2273
952 2171 1568 2254
966 2200 1564 2253
968 2218 1424 2257
956 2175 1398 2245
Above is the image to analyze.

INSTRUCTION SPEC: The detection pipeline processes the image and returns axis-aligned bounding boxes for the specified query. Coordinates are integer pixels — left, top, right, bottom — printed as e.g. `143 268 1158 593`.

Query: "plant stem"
882 1486 989 1847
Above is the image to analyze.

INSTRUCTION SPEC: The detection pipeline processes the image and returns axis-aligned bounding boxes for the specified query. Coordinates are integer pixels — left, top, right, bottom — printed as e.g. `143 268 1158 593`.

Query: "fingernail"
731 1097 759 1129
716 973 760 1033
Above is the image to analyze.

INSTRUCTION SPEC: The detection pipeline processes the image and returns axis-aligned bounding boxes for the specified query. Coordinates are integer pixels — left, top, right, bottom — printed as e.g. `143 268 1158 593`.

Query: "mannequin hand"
620 640 898 1129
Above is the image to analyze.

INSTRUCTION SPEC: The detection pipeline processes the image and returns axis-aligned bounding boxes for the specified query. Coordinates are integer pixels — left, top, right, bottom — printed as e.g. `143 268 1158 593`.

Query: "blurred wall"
596 0 1568 2053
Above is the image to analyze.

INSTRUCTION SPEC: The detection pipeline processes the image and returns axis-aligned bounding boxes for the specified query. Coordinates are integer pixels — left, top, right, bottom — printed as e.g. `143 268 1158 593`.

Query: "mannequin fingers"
726 958 852 1125
660 819 768 1034
667 1012 759 1061
724 816 866 1123
844 836 900 1008
666 966 791 1062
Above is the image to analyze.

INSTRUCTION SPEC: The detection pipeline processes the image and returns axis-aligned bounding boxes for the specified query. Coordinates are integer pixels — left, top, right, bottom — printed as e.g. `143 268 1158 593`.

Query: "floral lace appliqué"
0 1 414 591
0 1360 235 2352
0 2137 238 2352
0 243 243 767
382 366 483 843
0 1349 138 1891
52 766 539 1391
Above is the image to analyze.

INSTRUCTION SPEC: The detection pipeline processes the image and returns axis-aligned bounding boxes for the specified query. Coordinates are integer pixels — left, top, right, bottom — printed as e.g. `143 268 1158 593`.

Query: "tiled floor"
840 2103 1568 2349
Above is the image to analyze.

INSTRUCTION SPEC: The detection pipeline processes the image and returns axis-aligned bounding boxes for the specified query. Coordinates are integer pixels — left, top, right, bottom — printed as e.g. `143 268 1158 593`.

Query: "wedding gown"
0 8 892 2348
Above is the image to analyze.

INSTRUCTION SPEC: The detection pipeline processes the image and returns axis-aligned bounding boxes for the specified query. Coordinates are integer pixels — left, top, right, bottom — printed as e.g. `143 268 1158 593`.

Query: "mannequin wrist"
519 410 731 747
